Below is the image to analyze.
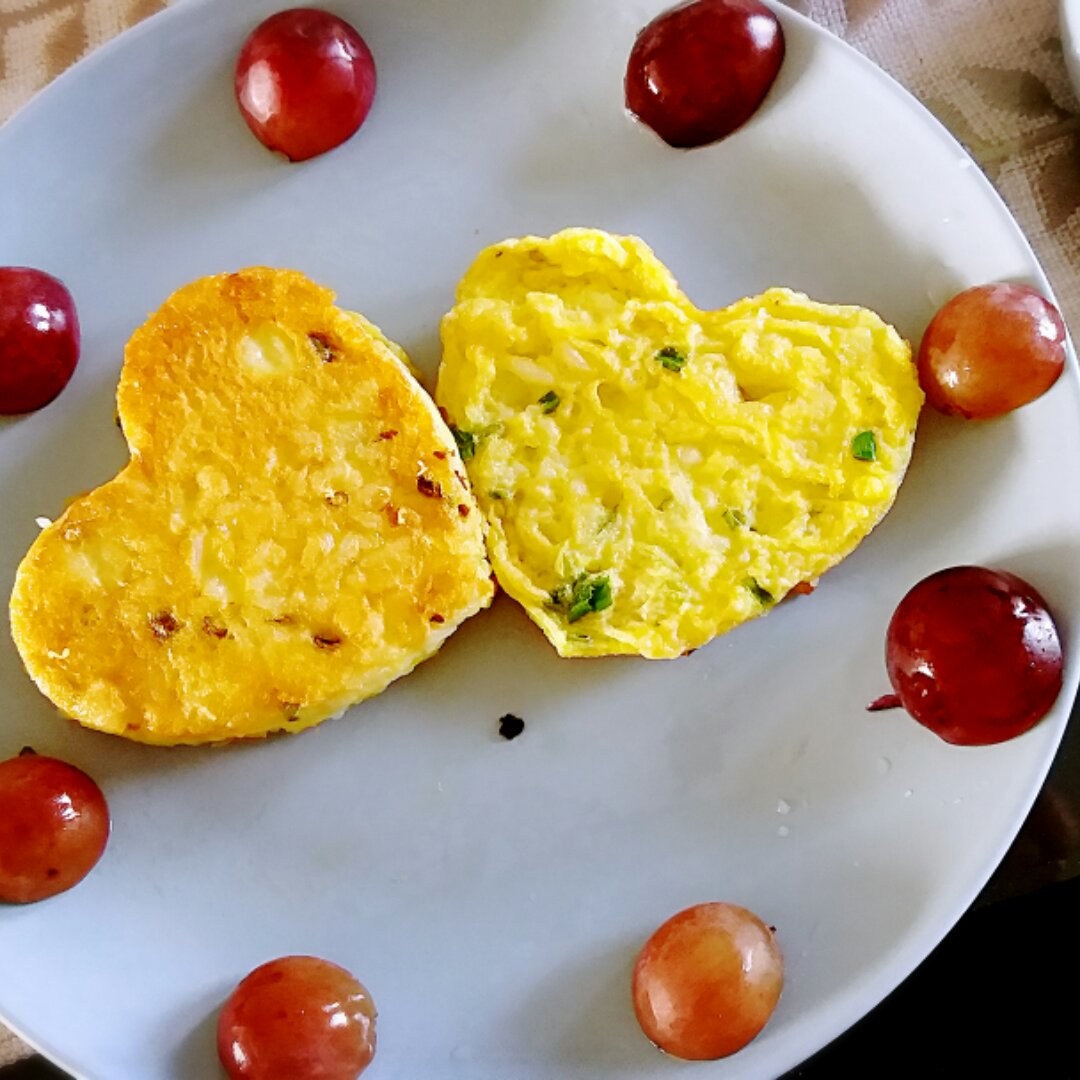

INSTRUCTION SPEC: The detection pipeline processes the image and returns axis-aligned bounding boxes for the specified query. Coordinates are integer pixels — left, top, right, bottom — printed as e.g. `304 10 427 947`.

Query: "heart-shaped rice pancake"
11 268 493 744
436 229 922 658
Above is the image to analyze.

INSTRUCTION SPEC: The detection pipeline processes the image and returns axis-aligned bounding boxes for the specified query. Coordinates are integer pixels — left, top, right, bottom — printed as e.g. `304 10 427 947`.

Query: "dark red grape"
218 955 376 1079
625 0 785 148
632 902 783 1060
885 566 1063 745
0 750 110 903
917 284 1066 419
0 267 80 414
235 8 377 162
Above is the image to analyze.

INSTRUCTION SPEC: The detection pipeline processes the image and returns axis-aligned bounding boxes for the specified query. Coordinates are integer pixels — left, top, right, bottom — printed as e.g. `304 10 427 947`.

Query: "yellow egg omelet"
10 268 494 745
436 228 923 659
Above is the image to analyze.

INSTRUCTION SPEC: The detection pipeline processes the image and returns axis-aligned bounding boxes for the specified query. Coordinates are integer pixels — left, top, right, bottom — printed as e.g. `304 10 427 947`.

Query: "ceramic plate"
2 1 1079 1077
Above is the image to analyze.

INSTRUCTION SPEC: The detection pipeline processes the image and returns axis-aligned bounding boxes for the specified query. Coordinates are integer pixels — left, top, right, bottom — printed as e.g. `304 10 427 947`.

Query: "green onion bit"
560 575 614 622
744 577 775 606
852 430 877 462
451 427 476 461
655 346 687 373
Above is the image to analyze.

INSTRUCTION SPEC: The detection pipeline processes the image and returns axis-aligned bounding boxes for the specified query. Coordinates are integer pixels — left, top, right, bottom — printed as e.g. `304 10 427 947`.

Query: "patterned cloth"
790 0 1080 330
0 0 1076 1068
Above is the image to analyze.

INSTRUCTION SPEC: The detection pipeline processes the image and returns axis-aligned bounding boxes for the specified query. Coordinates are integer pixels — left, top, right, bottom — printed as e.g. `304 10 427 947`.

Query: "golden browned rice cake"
11 268 493 744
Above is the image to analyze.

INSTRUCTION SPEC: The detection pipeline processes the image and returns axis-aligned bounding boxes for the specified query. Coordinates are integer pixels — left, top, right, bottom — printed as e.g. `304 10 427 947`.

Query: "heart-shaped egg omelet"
11 268 493 744
437 229 923 659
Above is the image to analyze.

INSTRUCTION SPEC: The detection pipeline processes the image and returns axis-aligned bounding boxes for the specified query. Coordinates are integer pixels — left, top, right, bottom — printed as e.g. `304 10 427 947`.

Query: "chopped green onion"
567 600 590 622
567 596 592 621
744 577 775 606
589 577 613 613
722 508 746 530
852 430 877 462
565 575 613 622
451 427 476 461
489 489 509 500
538 390 560 414
655 346 687 372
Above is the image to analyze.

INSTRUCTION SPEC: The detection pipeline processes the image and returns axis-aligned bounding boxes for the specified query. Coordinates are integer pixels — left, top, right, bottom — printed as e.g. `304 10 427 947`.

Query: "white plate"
2 1 1079 1077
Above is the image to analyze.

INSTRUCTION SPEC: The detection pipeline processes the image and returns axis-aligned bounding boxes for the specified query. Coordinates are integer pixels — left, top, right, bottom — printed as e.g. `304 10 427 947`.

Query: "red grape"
917 284 1066 419
218 955 377 1079
235 8 377 162
885 566 1063 745
0 267 80 414
625 0 785 148
0 749 110 903
632 901 783 1060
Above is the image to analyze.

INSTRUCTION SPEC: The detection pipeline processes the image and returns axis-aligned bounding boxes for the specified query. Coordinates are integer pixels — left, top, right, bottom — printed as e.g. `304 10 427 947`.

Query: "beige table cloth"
1 0 1078 1068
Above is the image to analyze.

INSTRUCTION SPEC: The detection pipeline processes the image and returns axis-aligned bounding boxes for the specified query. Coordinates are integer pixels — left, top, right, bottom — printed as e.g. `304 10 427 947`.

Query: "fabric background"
1 0 1077 1067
